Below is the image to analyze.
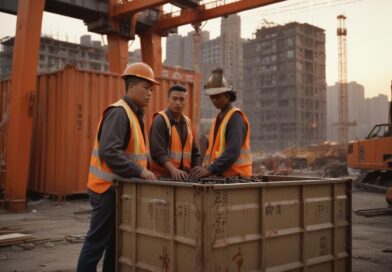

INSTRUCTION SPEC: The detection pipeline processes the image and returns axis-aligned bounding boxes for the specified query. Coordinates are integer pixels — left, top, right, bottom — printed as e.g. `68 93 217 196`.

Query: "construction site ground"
0 185 391 272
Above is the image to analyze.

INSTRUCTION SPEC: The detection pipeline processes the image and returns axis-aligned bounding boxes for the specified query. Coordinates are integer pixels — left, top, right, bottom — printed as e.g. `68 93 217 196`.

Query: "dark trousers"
77 187 116 272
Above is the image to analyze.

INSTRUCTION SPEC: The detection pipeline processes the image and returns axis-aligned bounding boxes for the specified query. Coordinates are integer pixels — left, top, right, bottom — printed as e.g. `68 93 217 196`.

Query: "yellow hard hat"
121 62 160 85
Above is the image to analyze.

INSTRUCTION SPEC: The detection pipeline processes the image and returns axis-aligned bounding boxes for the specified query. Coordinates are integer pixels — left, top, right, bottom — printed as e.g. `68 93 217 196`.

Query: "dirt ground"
0 189 391 272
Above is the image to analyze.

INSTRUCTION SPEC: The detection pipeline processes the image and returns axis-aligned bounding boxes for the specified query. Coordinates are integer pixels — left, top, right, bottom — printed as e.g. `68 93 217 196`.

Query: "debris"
43 241 55 249
32 209 37 213
354 207 392 217
0 233 34 246
162 175 270 184
66 234 85 243
19 243 35 250
10 245 24 252
382 248 392 253
0 254 7 261
73 209 92 215
353 255 371 260
323 161 348 178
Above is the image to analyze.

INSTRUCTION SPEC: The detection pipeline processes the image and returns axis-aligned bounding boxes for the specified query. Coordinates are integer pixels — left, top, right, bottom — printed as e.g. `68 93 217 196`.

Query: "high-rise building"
327 82 366 141
366 94 390 132
326 83 390 141
129 49 142 64
220 14 243 107
199 38 222 122
243 22 327 152
327 81 390 141
183 31 210 70
164 34 185 68
164 31 209 70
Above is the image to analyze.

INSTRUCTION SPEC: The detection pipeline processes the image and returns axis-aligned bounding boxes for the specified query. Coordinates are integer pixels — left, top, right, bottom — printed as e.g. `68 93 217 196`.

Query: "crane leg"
5 0 45 212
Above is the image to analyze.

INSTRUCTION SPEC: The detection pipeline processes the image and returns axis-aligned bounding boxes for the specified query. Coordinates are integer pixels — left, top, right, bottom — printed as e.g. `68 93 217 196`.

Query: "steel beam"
5 0 45 212
139 30 162 77
107 33 129 73
171 0 200 9
111 0 169 19
154 0 286 32
107 0 132 74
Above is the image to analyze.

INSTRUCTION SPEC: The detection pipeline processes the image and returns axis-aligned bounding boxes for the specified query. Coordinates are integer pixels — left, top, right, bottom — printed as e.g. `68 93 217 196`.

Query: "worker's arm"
191 140 203 167
149 114 171 166
98 107 143 178
207 112 246 175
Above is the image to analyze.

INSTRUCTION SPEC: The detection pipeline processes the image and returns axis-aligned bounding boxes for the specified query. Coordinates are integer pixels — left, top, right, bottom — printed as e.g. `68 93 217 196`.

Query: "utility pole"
192 22 202 73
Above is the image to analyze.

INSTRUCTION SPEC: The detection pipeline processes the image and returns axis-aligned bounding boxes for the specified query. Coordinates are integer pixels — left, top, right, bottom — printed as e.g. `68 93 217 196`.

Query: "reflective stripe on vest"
150 111 194 177
87 99 148 193
203 107 252 177
91 148 148 162
89 165 121 182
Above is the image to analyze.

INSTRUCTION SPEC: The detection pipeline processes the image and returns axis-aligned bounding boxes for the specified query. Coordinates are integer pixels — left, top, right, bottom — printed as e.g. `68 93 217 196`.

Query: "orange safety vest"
87 99 148 193
150 111 194 178
203 107 252 177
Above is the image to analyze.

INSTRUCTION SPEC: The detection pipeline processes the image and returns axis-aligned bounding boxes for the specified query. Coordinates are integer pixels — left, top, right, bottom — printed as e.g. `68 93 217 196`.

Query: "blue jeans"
76 187 116 272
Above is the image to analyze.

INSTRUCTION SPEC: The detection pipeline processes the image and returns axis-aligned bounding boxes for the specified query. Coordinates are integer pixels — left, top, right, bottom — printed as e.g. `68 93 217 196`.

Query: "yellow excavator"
347 81 392 206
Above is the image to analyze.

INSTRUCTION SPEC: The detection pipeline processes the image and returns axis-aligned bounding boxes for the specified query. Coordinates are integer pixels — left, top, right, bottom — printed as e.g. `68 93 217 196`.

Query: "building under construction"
243 22 327 152
0 35 142 79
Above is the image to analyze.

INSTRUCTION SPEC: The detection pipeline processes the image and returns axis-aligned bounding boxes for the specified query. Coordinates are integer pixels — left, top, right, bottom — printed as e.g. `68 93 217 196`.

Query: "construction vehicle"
281 142 347 177
347 81 392 205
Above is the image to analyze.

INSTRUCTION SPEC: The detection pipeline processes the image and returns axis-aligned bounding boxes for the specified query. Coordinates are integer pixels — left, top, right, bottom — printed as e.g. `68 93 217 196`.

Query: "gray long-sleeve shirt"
97 96 145 178
149 109 202 169
207 106 247 175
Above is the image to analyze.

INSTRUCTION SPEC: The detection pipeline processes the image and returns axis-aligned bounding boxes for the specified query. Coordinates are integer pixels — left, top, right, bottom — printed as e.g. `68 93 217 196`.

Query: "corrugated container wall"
0 65 201 198
116 177 352 272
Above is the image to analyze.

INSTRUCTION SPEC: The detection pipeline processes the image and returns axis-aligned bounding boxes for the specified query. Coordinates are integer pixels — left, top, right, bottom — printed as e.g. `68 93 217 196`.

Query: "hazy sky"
0 0 391 99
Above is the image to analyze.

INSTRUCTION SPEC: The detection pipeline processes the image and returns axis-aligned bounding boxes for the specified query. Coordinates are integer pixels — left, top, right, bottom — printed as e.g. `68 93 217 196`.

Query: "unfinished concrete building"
0 35 108 79
0 35 142 79
243 22 326 152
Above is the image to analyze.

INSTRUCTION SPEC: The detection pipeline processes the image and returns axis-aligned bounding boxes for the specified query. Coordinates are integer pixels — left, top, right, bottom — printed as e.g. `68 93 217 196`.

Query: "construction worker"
190 68 252 179
76 62 159 272
149 84 202 180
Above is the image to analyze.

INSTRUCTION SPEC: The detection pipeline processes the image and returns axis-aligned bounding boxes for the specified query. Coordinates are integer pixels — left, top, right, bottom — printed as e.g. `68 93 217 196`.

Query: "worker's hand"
139 169 157 181
189 166 211 179
170 168 188 181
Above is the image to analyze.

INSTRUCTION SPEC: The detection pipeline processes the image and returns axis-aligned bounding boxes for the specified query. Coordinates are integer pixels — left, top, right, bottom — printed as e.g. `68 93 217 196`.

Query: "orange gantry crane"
2 0 286 211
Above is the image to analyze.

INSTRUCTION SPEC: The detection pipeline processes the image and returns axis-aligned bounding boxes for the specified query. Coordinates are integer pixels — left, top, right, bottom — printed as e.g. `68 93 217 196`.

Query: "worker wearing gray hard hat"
190 68 252 179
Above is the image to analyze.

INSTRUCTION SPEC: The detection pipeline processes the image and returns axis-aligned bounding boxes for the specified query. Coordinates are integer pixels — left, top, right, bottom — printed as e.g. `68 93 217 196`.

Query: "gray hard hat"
204 68 234 95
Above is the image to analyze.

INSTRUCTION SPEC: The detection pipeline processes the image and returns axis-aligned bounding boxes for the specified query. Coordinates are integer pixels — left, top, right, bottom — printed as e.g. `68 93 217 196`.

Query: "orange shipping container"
0 65 201 198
